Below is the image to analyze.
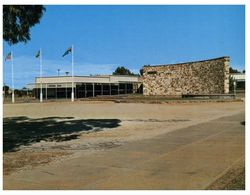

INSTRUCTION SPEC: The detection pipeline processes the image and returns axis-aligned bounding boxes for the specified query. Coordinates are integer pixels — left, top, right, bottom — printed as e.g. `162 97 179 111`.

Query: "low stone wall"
142 57 230 96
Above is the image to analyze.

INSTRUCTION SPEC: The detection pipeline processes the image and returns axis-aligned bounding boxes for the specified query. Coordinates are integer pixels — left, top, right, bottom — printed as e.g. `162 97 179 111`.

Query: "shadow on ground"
3 116 121 153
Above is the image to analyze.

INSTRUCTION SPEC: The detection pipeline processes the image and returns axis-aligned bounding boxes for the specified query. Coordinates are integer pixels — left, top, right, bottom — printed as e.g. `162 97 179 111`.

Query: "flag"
62 47 72 57
35 50 40 58
5 52 11 61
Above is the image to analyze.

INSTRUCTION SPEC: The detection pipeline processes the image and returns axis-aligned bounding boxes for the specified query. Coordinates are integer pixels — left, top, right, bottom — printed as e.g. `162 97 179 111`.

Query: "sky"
3 5 245 89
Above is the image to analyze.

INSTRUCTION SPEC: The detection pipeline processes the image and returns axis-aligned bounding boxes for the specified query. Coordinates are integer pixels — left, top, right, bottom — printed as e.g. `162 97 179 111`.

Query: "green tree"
139 68 143 76
3 84 10 95
3 5 46 45
113 66 135 75
229 67 240 73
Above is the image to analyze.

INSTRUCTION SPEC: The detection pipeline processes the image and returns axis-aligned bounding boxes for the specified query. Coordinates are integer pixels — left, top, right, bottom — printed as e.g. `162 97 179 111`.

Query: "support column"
125 83 127 94
66 83 67 99
75 84 77 99
101 84 103 96
109 83 111 96
55 85 57 99
118 84 120 95
85 83 86 98
45 83 47 100
93 83 95 97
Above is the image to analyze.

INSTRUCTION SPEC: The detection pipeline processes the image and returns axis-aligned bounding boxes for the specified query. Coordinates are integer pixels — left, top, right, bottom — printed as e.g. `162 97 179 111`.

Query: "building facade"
230 73 245 90
33 75 142 99
31 57 231 99
142 57 230 96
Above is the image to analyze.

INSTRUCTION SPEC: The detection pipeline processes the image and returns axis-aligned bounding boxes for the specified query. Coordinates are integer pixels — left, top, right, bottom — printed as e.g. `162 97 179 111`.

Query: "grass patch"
207 167 245 190
224 169 245 190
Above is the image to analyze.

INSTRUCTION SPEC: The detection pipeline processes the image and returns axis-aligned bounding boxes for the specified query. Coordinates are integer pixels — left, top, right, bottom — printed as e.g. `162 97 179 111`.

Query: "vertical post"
125 83 127 94
45 83 47 100
75 84 77 99
233 81 236 97
109 83 111 96
40 48 43 102
11 51 15 103
93 83 95 97
118 84 120 95
56 85 57 99
84 83 86 98
101 84 103 96
71 45 74 102
66 83 67 99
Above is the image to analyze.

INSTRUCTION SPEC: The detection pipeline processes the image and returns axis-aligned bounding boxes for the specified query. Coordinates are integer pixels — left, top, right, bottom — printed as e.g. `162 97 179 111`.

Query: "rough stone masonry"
142 56 230 96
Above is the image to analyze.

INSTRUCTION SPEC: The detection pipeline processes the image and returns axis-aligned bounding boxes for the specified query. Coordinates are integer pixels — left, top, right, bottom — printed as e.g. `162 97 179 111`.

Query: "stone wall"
142 57 229 96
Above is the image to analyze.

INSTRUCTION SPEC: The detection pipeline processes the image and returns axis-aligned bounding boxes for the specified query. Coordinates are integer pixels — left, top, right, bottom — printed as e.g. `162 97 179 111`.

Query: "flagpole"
11 51 15 103
71 44 74 102
40 48 43 102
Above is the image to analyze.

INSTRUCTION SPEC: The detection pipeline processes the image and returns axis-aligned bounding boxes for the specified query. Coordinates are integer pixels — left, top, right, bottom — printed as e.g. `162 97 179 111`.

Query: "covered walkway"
33 75 142 99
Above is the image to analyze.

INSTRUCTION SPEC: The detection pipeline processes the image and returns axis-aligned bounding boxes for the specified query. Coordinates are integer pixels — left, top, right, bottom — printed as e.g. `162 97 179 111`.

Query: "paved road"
4 112 245 190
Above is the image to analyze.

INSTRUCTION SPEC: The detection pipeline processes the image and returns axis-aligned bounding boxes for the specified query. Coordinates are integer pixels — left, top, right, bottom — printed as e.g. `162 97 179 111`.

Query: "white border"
0 0 248 5
1 1 248 195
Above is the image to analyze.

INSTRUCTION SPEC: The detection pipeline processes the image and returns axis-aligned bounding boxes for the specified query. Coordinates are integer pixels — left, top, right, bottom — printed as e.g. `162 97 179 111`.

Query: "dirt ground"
3 101 245 189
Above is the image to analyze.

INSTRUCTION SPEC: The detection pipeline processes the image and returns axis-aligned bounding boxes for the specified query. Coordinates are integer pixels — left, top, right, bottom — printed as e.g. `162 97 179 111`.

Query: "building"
33 75 142 99
230 73 245 90
142 56 230 96
31 56 233 99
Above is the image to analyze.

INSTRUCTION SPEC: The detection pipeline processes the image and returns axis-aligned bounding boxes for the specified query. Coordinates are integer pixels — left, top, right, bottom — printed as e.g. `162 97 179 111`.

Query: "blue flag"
62 47 72 57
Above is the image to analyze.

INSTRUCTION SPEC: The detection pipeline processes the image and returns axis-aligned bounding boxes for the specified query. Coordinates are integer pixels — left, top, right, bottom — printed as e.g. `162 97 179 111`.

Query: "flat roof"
35 74 141 85
230 73 245 81
35 74 140 79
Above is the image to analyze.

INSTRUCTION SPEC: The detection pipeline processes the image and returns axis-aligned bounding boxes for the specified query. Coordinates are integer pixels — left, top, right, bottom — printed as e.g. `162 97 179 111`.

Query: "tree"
242 70 245 73
3 5 46 45
139 68 143 76
3 84 10 95
229 67 240 73
113 66 135 75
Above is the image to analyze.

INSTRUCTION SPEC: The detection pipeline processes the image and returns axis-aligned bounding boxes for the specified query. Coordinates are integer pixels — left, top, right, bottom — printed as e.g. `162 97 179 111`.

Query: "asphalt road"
3 112 245 190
